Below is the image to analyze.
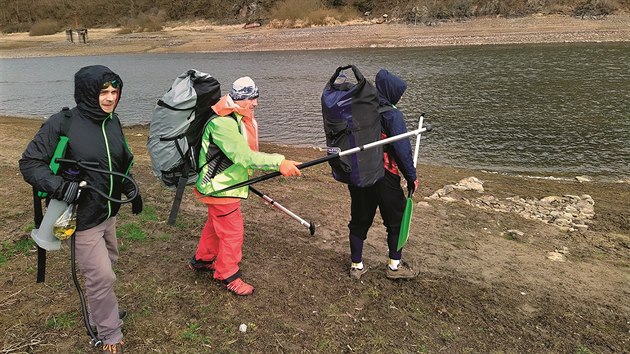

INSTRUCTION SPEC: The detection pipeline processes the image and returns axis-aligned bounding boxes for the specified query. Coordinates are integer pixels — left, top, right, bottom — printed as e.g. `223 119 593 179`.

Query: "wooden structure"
65 28 88 44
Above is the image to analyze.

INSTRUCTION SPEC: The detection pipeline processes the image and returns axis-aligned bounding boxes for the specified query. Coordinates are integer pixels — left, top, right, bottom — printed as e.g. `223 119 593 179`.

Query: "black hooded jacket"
19 65 135 231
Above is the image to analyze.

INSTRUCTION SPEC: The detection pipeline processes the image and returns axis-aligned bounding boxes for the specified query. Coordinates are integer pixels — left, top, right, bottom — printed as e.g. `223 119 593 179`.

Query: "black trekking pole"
32 187 46 283
249 186 315 236
167 160 190 226
211 116 432 195
70 196 102 347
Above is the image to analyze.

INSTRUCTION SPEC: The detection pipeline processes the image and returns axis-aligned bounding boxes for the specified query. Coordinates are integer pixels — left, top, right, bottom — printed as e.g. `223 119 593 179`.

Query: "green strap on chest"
37 108 72 198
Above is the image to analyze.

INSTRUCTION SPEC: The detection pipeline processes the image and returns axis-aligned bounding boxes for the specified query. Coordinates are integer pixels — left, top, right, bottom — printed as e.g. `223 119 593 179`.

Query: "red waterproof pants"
195 202 244 281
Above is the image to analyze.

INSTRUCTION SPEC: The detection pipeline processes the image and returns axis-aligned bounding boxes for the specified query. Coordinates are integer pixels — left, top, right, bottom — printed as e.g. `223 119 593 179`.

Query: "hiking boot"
223 278 254 296
349 266 368 280
102 341 124 354
385 261 418 279
188 256 215 272
89 309 127 336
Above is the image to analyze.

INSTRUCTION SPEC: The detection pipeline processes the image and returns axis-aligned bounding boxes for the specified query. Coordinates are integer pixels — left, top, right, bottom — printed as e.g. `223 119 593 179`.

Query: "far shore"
1 14 629 58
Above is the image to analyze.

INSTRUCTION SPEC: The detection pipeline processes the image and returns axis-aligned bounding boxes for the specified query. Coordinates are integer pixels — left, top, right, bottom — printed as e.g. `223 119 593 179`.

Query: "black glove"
61 181 80 204
407 179 418 197
131 193 143 215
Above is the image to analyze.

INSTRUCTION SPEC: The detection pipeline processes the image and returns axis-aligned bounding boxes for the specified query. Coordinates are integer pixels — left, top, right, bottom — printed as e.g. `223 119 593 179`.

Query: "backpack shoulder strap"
60 107 72 134
50 107 72 174
37 107 72 198
377 105 394 114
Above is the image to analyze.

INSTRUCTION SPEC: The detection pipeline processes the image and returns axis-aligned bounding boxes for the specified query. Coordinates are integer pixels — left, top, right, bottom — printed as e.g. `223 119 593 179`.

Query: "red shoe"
223 278 254 296
188 256 215 272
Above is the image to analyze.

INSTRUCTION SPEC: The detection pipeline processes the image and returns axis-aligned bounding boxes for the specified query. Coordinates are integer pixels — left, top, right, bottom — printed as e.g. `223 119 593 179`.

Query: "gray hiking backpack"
148 69 221 188
147 69 221 224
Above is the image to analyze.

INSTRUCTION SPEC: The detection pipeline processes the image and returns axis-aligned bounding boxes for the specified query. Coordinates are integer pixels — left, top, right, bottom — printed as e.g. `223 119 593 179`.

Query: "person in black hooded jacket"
19 65 142 353
348 69 419 281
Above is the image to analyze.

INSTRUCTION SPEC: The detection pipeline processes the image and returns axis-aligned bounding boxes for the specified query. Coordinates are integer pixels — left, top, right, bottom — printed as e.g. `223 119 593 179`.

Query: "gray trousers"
73 217 123 344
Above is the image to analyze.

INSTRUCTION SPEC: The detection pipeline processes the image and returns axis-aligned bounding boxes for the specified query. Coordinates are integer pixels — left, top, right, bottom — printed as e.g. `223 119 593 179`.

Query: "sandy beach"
1 15 629 58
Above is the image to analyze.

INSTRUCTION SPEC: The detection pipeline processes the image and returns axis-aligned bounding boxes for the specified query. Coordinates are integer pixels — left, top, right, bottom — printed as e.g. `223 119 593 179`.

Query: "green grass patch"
316 338 332 351
46 312 77 330
0 238 36 266
138 204 159 223
575 345 593 354
22 221 35 233
180 322 210 343
180 322 201 340
117 223 146 242
14 237 35 254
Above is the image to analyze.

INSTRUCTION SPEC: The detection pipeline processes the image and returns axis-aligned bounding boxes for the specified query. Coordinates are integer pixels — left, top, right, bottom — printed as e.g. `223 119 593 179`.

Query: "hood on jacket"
74 65 123 121
375 69 406 107
212 94 255 120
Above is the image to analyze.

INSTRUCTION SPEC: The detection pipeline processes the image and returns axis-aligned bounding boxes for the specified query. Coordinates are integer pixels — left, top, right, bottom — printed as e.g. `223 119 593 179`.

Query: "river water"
1 43 628 178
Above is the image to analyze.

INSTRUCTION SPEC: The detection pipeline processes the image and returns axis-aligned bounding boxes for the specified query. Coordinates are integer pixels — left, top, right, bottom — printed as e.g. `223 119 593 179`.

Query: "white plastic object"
31 199 68 251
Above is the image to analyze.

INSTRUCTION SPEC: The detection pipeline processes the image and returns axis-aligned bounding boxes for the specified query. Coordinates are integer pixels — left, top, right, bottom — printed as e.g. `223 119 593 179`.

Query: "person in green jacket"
189 76 301 295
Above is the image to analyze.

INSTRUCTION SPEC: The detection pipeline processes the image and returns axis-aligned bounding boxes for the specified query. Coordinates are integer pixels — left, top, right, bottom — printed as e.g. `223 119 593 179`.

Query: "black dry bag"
321 65 384 187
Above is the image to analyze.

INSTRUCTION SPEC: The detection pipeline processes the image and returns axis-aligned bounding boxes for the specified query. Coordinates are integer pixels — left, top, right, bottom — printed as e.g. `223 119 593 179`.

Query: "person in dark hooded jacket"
19 65 142 353
348 69 419 280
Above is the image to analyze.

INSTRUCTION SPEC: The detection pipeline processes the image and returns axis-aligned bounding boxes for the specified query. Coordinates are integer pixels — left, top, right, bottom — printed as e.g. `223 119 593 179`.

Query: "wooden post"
76 28 88 44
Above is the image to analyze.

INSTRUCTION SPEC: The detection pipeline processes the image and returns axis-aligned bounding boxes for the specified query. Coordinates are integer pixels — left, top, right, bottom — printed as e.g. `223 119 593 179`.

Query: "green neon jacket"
195 112 284 200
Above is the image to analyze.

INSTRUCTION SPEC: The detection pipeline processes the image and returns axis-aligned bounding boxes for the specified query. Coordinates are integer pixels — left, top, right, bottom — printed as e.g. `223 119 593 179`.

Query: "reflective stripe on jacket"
195 112 284 201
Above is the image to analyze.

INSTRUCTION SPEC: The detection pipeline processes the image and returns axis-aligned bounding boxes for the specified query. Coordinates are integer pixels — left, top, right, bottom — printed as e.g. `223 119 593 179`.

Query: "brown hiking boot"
385 261 418 279
102 341 124 354
349 265 368 280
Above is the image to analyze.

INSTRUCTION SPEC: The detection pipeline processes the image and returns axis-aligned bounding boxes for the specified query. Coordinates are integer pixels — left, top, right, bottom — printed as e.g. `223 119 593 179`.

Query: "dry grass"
28 20 59 36
268 0 359 27
119 10 166 33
